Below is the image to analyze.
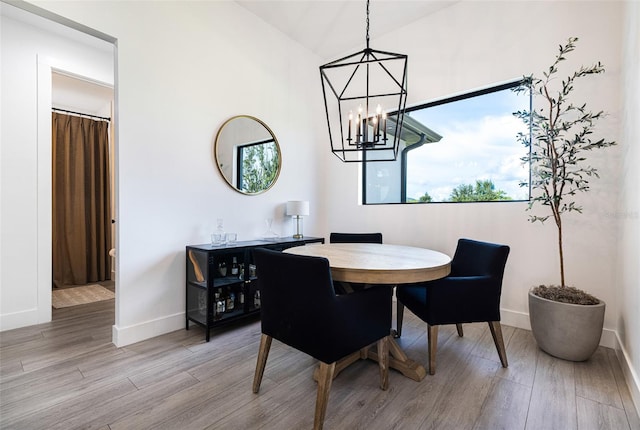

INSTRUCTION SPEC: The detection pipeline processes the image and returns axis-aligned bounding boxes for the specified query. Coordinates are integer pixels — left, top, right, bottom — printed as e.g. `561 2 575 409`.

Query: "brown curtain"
52 112 112 287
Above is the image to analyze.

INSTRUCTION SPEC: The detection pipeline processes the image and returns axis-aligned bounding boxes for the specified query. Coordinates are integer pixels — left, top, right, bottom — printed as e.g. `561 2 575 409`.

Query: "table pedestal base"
313 335 426 382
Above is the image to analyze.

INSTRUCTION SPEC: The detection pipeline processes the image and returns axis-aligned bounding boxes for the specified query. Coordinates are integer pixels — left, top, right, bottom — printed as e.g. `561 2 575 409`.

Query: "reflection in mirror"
215 115 281 194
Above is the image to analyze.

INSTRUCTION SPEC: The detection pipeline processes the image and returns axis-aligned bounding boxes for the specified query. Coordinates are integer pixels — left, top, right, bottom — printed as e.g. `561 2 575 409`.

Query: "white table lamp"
286 200 309 239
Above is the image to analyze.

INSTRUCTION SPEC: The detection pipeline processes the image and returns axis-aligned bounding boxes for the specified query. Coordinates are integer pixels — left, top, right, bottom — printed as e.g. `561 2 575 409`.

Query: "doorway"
22 8 119 326
50 72 116 312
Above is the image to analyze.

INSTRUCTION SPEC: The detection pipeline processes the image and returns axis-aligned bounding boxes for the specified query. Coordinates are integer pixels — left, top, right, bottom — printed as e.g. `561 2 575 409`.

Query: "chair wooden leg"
314 361 336 430
253 334 272 393
456 323 464 337
395 301 405 338
488 321 508 368
377 336 389 390
427 324 438 375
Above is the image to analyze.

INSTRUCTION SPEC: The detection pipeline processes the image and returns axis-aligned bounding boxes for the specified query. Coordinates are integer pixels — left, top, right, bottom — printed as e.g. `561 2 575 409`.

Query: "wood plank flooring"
1 295 639 430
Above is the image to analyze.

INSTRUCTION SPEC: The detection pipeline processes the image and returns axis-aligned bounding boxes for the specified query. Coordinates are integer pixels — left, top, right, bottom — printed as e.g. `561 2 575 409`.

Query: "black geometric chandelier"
320 0 408 162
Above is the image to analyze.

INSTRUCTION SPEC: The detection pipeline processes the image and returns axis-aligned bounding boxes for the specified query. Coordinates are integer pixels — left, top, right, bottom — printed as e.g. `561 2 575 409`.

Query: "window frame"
362 79 531 205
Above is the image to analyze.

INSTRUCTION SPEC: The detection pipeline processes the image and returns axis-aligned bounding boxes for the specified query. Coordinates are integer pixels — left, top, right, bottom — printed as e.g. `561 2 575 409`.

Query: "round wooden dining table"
285 242 451 284
285 243 452 382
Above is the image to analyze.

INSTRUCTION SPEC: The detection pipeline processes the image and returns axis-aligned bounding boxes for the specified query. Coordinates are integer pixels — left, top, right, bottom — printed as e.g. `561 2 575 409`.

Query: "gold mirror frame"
214 115 281 195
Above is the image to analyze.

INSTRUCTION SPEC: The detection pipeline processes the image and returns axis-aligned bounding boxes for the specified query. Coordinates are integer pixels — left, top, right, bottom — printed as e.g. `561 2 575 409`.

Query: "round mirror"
214 115 281 195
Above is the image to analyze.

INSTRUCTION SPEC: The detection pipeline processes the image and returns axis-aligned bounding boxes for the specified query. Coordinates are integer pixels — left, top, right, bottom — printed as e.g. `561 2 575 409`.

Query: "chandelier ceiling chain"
366 0 370 50
319 0 409 162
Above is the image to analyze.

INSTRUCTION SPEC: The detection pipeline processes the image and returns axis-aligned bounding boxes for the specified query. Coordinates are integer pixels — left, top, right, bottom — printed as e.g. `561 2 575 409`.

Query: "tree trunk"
558 219 565 287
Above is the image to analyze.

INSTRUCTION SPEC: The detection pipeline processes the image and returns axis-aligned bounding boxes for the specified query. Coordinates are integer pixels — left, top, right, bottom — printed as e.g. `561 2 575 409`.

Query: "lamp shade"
286 201 309 216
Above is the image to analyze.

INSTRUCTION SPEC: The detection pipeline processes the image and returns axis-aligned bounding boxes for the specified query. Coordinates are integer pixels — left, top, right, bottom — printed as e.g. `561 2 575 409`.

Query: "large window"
363 80 531 204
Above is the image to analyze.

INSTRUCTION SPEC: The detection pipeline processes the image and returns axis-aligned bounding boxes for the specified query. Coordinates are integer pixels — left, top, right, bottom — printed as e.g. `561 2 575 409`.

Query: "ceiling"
5 0 455 113
4 1 456 60
235 0 458 59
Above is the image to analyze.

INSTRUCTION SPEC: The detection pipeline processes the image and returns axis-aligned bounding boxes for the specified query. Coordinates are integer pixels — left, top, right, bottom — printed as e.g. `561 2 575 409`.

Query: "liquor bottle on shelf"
254 290 261 308
239 289 245 306
231 257 239 276
218 261 227 277
226 288 235 312
215 291 225 318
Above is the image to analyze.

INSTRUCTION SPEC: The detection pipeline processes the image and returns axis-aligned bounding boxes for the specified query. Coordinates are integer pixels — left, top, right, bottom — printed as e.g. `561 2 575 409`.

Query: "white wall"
5 0 326 345
617 0 640 413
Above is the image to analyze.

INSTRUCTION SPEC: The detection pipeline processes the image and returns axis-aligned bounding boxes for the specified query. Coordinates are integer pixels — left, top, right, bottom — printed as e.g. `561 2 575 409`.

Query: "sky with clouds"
405 87 530 202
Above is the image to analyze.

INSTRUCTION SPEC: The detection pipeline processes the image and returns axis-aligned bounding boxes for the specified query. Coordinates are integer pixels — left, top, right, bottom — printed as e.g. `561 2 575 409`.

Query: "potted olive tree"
514 37 616 361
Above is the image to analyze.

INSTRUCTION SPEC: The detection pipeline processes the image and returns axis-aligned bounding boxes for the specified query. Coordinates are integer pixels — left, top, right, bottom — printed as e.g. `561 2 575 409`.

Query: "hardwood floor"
1 297 638 430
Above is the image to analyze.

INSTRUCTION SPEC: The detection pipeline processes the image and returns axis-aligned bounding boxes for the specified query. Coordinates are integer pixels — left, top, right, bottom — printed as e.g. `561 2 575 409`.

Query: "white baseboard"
499 307 530 332
0 308 39 331
501 307 640 418
112 312 184 347
615 332 640 421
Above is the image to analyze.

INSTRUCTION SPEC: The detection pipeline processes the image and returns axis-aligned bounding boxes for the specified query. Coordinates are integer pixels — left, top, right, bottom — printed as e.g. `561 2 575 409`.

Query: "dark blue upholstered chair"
329 232 383 293
395 238 510 375
252 248 392 430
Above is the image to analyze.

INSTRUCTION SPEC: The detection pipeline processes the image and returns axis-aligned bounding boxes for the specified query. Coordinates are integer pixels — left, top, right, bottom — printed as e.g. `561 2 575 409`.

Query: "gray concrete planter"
528 291 605 361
